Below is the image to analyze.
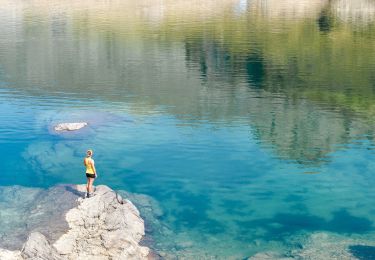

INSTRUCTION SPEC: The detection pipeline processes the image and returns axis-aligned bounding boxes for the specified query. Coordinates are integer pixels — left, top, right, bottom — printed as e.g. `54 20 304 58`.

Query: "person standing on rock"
84 149 97 198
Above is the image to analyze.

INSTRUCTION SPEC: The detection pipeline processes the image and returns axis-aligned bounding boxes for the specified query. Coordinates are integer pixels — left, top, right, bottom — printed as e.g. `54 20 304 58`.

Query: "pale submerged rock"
54 122 88 131
250 251 293 260
290 232 359 260
249 232 375 260
0 185 78 250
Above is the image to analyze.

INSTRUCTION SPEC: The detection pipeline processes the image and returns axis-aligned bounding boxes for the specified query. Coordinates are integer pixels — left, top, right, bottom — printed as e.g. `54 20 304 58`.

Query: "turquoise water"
1 0 375 258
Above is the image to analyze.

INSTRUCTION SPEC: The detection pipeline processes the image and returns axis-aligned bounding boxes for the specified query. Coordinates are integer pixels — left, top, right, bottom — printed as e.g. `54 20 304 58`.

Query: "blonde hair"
86 149 93 156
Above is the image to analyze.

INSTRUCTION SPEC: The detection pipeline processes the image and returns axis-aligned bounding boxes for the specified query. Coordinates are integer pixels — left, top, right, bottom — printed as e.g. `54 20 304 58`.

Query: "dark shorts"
86 173 96 179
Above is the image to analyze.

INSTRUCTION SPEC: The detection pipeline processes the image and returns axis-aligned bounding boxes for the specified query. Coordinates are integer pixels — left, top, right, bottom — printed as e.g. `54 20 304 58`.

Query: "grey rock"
21 232 63 260
53 185 150 259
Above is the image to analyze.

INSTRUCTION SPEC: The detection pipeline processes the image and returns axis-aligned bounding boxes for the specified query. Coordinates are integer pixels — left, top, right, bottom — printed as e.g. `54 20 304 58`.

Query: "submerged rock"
250 232 375 260
290 232 363 260
54 122 87 131
0 185 78 250
0 185 150 260
250 251 293 260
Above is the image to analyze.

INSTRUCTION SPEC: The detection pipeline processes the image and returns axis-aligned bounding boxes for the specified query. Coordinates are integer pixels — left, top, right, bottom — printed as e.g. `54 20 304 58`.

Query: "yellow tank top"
84 157 95 174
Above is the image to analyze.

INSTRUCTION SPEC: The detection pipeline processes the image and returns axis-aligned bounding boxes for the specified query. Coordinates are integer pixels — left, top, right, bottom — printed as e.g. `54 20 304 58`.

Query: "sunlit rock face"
21 233 63 260
0 185 150 260
0 249 21 260
54 185 150 259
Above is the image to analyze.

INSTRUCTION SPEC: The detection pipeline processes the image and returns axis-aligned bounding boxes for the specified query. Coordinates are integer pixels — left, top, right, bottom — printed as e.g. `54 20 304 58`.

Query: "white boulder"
54 122 88 131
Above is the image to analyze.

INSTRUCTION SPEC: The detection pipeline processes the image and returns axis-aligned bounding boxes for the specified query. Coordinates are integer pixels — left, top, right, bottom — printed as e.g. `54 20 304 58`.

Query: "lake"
0 0 375 258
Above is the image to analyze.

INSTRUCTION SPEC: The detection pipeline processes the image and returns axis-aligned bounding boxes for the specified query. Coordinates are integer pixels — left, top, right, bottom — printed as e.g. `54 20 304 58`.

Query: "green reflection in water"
0 1 374 163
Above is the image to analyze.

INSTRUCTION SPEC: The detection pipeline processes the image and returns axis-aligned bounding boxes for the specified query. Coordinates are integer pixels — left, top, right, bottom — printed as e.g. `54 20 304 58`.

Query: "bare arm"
91 159 97 176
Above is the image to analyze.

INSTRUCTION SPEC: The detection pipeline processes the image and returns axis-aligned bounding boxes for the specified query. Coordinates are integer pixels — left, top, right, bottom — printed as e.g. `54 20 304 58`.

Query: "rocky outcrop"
0 185 150 260
54 122 87 131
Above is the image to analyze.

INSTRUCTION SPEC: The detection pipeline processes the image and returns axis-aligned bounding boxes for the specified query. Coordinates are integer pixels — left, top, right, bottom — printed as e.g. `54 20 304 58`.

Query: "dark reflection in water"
318 3 336 32
245 54 266 88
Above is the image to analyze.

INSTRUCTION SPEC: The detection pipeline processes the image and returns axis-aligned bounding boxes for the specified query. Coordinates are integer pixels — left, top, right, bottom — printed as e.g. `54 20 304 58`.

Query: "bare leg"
89 178 95 194
92 178 95 193
86 177 90 195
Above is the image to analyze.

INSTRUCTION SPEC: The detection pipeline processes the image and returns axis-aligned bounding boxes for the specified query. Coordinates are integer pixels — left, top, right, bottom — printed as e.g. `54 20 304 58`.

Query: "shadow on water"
236 208 373 241
349 245 375 260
